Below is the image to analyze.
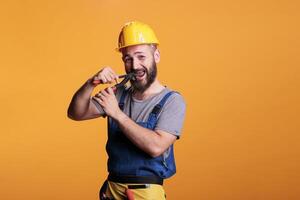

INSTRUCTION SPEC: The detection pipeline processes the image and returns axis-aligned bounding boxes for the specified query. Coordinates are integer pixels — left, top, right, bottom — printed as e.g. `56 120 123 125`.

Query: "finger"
106 68 118 82
107 67 117 76
98 74 107 84
106 87 114 95
109 73 117 83
95 92 103 98
104 66 114 74
95 92 108 103
103 73 113 83
105 67 116 80
94 93 104 101
104 73 117 84
101 89 109 96
92 96 104 106
105 68 118 81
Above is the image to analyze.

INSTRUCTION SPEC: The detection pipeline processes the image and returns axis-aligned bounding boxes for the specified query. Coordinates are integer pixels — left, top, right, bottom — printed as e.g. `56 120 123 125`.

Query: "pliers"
111 72 135 92
93 72 135 92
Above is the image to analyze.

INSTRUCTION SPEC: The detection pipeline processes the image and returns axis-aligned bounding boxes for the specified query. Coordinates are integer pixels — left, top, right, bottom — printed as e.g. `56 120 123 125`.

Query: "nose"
132 57 140 70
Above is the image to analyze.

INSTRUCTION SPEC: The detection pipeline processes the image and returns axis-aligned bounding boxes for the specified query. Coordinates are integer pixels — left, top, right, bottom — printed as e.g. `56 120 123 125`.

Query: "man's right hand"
92 67 119 85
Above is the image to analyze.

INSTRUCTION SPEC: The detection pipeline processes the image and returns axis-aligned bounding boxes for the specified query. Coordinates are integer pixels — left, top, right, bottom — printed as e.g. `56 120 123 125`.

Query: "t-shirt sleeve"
154 93 186 138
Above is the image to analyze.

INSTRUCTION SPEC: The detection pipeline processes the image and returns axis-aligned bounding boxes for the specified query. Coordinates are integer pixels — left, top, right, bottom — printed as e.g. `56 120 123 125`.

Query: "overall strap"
119 89 128 111
109 88 128 130
147 91 176 128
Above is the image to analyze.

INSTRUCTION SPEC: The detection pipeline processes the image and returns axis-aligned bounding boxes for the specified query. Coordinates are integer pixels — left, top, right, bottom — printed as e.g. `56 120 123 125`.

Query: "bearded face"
129 60 157 93
122 45 159 93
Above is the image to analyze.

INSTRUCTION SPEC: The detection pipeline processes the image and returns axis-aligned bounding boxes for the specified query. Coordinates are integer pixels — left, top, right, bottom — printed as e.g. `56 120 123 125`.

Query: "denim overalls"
106 89 177 179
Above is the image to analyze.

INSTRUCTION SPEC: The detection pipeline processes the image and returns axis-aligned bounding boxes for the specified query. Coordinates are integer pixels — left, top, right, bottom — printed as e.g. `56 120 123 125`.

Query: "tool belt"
99 174 164 200
108 173 164 185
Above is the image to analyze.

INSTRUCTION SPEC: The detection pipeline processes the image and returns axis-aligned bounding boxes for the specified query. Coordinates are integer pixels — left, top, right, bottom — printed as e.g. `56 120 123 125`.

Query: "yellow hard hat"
117 21 159 51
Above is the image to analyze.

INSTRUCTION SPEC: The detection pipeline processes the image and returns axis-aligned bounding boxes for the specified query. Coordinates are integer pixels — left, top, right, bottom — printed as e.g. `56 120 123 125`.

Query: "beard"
129 61 157 93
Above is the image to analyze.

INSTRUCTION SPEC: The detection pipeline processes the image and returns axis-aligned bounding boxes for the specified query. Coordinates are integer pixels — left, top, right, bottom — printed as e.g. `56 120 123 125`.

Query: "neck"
132 80 165 100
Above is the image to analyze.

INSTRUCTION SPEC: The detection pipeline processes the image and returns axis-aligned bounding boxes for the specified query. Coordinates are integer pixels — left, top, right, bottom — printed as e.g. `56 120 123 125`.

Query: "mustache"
130 67 147 74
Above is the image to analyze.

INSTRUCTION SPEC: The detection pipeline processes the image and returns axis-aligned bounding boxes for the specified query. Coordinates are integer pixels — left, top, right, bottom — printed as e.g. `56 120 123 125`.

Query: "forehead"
121 44 152 56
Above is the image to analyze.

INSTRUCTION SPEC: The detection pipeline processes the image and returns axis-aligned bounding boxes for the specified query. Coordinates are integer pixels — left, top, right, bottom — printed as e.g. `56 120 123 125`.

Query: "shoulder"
159 88 186 111
163 88 186 105
155 88 186 137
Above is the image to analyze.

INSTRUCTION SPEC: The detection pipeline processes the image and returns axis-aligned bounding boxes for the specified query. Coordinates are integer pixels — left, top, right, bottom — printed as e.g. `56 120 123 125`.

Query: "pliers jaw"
114 72 135 90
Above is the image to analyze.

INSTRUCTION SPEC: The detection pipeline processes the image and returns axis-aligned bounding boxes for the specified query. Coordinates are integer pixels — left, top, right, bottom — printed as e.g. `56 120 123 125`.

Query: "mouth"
133 69 146 81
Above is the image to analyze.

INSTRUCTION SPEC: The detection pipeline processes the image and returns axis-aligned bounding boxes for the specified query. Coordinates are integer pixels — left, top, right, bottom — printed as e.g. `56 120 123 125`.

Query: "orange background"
1 0 299 199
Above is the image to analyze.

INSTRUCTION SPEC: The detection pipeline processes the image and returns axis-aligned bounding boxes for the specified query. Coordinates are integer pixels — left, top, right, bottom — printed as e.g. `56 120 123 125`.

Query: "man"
68 21 186 200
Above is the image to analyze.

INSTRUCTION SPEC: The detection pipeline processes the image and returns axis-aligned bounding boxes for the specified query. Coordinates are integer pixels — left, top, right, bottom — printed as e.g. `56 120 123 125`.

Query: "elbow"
67 108 83 121
68 114 85 121
67 112 78 121
148 146 164 158
68 113 78 121
67 107 75 120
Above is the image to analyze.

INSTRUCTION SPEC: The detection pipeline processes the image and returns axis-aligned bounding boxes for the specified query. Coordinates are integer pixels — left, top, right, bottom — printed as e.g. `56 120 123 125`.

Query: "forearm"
67 79 96 120
114 112 166 157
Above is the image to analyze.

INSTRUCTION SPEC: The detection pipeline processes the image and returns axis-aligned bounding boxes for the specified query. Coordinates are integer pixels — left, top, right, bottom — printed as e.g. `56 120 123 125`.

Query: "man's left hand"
92 87 121 119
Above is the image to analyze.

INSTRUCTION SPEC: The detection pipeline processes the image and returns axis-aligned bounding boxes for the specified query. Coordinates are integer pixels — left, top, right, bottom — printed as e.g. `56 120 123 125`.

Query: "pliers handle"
92 73 134 86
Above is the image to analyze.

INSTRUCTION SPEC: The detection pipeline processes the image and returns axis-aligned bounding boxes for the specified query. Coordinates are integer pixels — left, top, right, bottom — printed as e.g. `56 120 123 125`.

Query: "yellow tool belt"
99 180 166 200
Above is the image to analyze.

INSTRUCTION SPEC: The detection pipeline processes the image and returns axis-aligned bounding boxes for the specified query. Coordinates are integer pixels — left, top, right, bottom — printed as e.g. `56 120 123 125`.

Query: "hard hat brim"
116 43 159 52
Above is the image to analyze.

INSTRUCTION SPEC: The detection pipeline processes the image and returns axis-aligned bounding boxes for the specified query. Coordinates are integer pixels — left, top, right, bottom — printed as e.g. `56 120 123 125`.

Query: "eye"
123 57 132 63
138 55 145 60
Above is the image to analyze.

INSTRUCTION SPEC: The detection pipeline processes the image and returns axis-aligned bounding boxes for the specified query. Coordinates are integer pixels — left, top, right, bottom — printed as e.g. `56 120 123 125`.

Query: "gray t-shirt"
117 87 186 138
93 87 186 138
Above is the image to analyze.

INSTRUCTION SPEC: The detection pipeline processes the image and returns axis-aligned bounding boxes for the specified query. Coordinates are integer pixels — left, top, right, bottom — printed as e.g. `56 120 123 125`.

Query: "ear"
154 48 160 63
